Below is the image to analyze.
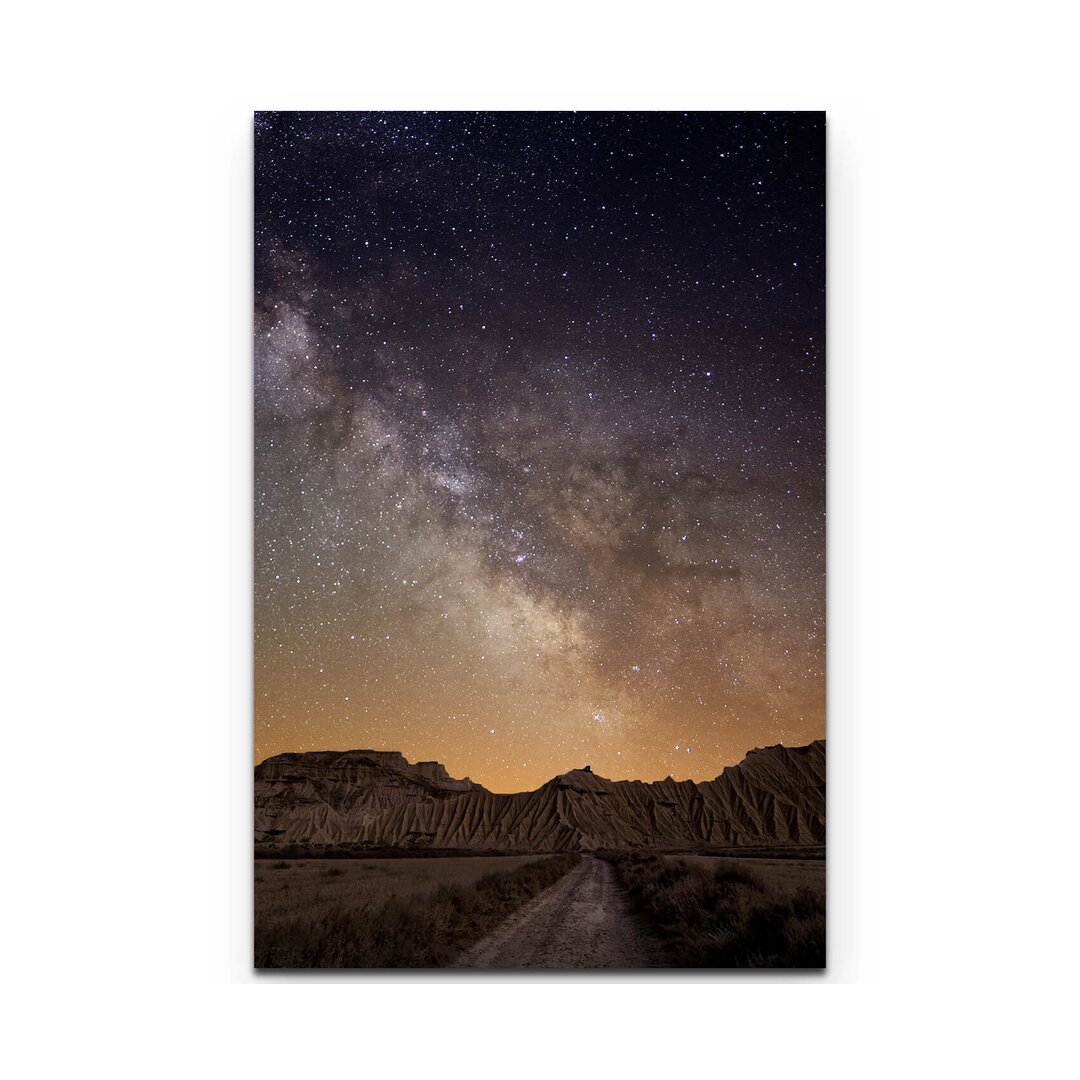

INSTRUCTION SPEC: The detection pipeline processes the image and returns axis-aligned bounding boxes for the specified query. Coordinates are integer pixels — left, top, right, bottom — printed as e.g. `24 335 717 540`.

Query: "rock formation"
254 741 825 850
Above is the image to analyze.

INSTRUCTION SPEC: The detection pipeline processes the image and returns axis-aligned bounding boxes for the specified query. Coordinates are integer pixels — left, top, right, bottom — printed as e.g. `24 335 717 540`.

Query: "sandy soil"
456 855 655 968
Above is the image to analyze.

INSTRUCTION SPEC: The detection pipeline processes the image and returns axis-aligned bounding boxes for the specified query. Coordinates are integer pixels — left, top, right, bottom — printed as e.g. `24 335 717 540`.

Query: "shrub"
605 853 824 968
255 853 579 968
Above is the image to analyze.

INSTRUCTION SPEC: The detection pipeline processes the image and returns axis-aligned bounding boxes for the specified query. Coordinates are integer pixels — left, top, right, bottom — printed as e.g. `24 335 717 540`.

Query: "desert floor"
670 854 826 897
255 854 553 926
255 851 826 968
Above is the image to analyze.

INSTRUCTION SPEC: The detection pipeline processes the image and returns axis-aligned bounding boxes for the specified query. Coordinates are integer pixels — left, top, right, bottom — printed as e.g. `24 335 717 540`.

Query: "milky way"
255 112 824 792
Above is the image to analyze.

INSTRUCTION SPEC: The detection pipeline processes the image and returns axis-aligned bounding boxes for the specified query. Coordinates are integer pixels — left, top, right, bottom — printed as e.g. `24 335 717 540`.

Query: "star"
254 110 825 792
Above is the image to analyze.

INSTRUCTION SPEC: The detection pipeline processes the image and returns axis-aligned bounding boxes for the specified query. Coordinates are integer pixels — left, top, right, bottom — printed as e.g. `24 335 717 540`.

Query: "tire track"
456 855 656 968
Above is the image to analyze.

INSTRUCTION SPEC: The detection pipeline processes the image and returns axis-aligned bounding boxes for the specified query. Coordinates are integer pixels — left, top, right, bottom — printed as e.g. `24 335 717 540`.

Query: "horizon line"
253 738 826 795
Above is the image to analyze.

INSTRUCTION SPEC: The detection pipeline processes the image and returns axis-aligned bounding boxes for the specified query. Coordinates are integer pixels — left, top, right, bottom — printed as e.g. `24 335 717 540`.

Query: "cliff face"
254 741 825 850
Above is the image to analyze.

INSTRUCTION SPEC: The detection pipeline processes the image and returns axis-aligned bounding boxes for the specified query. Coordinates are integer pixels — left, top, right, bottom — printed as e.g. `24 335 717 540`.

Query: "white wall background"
2 1 1076 1075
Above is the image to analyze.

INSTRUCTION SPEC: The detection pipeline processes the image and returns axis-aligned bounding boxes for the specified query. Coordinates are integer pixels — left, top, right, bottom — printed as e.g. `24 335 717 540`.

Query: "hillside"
254 741 825 850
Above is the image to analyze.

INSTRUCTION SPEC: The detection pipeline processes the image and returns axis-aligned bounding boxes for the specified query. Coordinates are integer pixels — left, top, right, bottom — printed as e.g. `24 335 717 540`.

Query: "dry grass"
605 852 825 968
671 855 825 897
255 854 579 968
255 855 550 924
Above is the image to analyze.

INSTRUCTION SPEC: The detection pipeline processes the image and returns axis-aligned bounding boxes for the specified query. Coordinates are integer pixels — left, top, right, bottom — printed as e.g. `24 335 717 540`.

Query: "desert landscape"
254 112 826 971
255 743 825 968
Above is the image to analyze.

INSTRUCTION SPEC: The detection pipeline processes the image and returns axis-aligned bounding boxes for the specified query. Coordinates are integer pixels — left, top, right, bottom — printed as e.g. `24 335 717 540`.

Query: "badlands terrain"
255 741 825 852
254 743 826 968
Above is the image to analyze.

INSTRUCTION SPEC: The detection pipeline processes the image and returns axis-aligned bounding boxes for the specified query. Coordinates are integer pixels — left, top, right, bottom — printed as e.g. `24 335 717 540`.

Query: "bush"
605 853 824 968
255 854 579 968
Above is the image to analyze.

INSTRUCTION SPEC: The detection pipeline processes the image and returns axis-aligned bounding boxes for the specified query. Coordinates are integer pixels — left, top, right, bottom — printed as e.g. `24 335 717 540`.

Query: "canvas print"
254 111 825 969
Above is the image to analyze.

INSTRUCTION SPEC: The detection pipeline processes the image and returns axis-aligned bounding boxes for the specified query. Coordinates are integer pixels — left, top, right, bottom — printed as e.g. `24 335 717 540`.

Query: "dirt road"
456 855 656 969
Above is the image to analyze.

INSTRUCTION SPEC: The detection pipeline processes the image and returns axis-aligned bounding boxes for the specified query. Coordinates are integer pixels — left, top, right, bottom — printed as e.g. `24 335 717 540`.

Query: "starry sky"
255 111 824 793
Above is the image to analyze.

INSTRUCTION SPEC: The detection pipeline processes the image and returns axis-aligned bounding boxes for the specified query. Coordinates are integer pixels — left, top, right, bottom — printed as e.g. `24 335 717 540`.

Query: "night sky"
255 111 824 793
